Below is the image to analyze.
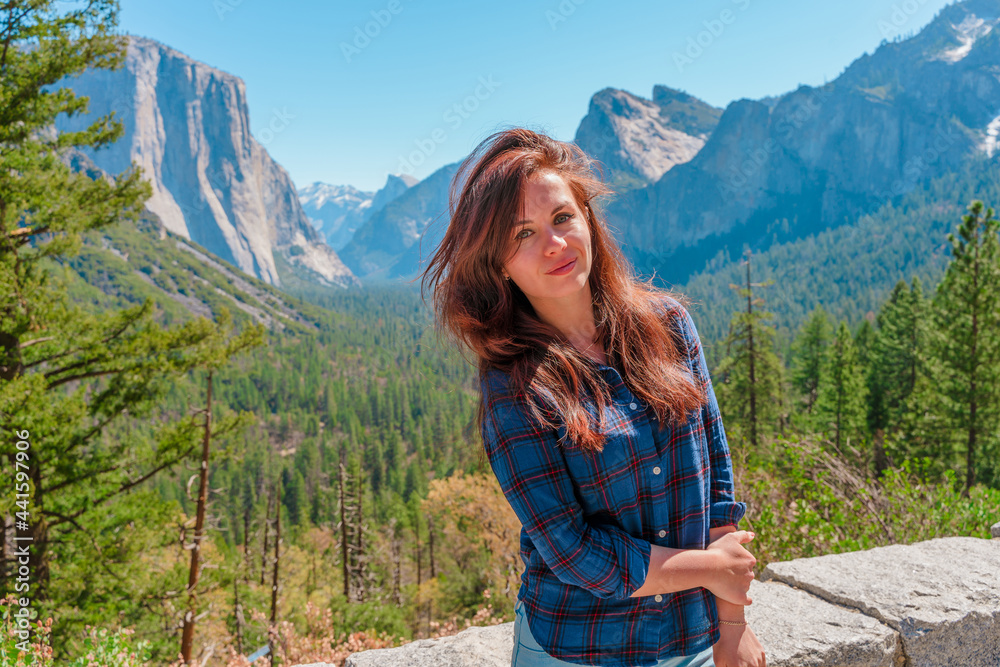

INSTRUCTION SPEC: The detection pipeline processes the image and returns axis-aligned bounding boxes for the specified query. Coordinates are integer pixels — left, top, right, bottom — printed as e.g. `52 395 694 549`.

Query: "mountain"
55 205 328 334
298 174 418 252
608 0 1000 284
337 163 460 281
55 34 359 289
339 0 1000 291
370 173 420 216
339 86 721 281
299 183 374 251
574 85 723 193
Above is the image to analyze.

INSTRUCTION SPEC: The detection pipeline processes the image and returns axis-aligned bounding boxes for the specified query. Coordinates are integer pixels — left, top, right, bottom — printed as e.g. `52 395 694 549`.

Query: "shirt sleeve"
480 372 652 600
675 303 748 529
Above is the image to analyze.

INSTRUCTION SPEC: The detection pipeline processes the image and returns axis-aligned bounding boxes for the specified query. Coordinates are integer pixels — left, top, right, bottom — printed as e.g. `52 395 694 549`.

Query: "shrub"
738 434 1000 570
1 596 53 667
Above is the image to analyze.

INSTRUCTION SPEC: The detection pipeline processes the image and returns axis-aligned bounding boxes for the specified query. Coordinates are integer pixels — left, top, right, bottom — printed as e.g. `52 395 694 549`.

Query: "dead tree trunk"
243 507 250 582
181 370 213 664
415 522 422 589
390 518 401 606
233 578 245 656
269 483 281 665
428 514 436 579
309 548 317 595
745 255 759 451
339 461 350 601
354 468 365 603
260 488 272 586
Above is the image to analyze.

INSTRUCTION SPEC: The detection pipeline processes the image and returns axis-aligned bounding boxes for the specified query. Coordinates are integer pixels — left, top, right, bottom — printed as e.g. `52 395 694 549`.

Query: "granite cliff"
573 85 723 193
56 35 358 289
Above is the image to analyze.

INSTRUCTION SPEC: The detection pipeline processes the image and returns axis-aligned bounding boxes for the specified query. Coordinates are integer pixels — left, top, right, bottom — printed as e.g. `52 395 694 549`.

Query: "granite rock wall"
295 536 1000 667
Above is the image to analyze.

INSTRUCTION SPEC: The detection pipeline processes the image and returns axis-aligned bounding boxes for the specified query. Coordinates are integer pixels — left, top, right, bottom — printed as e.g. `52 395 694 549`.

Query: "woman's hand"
709 524 739 543
703 530 757 605
713 622 766 667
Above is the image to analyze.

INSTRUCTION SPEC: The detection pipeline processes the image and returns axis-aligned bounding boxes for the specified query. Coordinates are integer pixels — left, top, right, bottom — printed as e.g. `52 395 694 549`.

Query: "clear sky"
116 0 958 193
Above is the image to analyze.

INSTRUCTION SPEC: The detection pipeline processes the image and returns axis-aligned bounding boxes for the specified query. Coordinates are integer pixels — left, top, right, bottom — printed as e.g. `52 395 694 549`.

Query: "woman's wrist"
716 596 747 623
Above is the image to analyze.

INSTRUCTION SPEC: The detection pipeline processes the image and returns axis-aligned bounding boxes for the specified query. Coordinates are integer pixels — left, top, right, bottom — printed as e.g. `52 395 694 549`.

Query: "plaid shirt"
479 296 746 667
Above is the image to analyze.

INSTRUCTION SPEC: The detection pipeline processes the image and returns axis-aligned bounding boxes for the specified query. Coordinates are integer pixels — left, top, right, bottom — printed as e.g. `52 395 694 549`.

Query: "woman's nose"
544 228 568 253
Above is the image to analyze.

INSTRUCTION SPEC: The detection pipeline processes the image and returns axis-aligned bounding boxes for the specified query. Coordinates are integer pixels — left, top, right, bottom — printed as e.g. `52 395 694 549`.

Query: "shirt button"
652 466 661 475
654 595 663 602
658 529 667 538
629 402 638 410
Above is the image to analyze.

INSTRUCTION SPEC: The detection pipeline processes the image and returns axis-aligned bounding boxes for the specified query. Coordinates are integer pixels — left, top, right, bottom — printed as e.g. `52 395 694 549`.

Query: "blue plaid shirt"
479 296 746 667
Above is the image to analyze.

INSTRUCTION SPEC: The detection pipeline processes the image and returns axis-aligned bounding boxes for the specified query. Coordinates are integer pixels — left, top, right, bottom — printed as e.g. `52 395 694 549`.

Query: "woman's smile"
547 258 576 275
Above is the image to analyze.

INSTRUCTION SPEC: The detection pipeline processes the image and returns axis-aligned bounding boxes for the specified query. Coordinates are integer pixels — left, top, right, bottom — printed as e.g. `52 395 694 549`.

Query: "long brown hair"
419 127 705 452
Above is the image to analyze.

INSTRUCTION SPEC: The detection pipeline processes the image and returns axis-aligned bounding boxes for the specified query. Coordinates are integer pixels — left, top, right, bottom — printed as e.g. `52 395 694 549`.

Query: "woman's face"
502 170 592 304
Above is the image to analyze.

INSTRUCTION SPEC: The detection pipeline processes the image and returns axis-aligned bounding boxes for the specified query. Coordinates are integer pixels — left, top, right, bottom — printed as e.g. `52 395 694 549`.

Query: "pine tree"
790 305 834 414
0 1 265 601
930 200 1000 495
869 278 928 434
854 319 876 369
284 468 306 527
854 317 887 474
815 321 869 454
715 251 785 449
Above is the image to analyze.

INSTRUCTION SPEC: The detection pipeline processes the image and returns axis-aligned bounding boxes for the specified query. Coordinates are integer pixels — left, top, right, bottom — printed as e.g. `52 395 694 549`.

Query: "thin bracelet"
719 619 747 626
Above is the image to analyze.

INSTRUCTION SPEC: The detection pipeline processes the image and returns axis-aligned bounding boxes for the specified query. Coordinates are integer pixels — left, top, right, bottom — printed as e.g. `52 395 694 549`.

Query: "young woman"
421 128 766 667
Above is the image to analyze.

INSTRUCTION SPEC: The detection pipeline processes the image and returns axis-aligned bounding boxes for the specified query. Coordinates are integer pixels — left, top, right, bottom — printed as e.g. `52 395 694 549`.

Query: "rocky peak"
55 34 357 288
299 182 373 215
573 87 722 192
650 84 723 139
369 173 419 217
298 174 418 253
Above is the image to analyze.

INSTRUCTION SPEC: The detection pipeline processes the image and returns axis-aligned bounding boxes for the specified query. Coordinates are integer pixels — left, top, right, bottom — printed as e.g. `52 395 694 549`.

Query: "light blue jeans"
512 600 716 667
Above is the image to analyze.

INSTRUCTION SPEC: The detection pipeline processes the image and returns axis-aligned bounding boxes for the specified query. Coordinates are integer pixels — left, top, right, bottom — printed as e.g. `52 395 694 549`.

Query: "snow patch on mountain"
979 111 1000 156
935 14 994 62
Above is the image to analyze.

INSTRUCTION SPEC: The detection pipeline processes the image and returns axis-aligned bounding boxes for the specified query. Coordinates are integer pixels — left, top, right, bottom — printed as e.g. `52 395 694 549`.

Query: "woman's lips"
547 258 576 275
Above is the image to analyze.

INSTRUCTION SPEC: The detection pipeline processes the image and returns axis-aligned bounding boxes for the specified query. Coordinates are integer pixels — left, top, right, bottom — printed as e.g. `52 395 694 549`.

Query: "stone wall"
296 535 1000 667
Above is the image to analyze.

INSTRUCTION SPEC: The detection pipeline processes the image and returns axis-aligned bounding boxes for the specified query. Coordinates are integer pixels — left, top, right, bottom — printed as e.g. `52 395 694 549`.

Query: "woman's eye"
514 213 572 240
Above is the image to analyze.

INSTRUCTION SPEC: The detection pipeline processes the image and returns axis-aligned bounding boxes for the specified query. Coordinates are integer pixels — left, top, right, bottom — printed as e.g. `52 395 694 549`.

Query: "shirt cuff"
615 531 653 600
709 500 747 529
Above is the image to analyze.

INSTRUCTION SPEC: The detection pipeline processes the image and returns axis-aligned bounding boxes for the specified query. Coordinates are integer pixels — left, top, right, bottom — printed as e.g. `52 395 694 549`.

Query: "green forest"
2 3 999 667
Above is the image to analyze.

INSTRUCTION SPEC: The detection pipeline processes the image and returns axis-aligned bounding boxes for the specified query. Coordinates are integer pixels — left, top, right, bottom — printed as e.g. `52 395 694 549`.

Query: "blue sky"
116 0 957 193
